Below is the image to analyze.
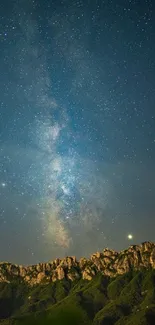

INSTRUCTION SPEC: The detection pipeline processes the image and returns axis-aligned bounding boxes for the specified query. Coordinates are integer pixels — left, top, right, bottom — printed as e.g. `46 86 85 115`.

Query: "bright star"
127 234 133 240
1 182 6 187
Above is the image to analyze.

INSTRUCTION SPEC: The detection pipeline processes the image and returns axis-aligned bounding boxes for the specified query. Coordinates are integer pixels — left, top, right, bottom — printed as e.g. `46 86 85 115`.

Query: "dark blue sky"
0 0 155 264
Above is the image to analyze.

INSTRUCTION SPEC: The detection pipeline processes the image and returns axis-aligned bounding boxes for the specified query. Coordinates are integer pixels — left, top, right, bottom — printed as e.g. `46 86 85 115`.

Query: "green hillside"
0 269 155 324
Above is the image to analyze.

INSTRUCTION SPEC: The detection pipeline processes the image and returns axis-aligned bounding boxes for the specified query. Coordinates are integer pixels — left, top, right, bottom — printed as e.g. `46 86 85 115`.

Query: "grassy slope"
0 270 155 324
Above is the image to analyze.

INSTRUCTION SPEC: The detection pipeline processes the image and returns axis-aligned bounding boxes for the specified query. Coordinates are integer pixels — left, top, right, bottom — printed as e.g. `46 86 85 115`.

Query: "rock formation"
0 241 155 285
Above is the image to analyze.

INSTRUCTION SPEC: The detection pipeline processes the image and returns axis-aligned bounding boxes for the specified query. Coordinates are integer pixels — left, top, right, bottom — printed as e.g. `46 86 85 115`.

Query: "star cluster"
0 0 155 264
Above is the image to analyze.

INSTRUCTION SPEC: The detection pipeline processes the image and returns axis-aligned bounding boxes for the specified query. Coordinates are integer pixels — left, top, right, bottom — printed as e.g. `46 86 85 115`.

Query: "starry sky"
0 0 155 265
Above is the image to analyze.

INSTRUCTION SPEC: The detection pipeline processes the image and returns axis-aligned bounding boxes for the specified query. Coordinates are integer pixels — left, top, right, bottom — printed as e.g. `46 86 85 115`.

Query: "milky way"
0 0 155 264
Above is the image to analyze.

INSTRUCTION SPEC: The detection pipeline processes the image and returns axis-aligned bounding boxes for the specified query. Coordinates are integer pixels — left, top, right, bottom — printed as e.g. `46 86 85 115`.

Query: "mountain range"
1 241 155 324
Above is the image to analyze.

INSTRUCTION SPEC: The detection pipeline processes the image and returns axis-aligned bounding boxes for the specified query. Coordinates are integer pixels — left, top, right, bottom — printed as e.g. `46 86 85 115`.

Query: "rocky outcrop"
0 242 155 285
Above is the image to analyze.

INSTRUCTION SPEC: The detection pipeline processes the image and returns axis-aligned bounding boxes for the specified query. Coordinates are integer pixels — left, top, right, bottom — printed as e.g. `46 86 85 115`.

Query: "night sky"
0 0 155 265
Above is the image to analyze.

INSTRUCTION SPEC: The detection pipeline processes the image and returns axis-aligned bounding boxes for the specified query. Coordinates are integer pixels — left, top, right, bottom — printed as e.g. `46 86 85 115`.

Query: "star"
1 182 6 187
127 234 133 240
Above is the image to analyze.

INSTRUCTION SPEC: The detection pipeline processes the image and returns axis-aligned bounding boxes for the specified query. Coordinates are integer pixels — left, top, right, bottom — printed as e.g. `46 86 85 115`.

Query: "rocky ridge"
0 241 155 285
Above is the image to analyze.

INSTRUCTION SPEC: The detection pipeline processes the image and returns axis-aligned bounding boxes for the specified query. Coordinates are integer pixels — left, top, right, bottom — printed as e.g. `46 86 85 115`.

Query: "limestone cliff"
0 241 155 285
